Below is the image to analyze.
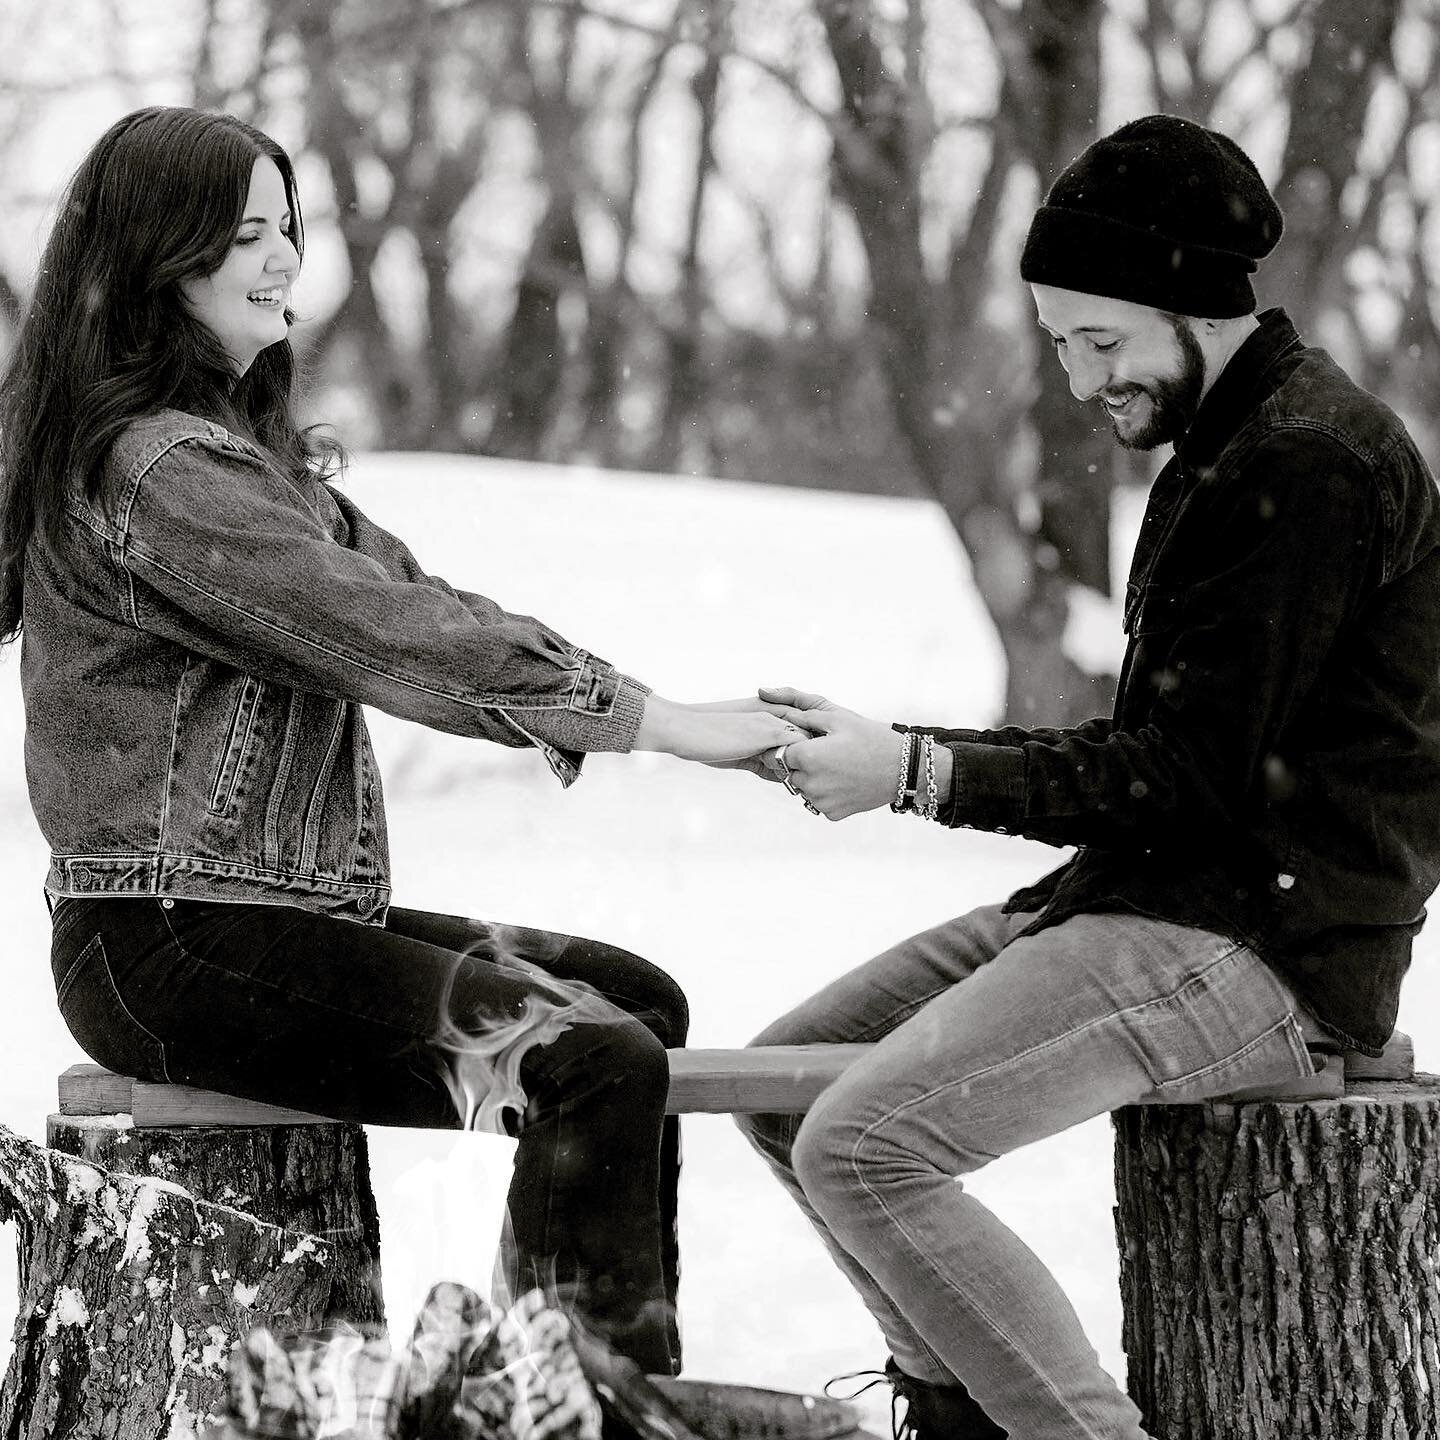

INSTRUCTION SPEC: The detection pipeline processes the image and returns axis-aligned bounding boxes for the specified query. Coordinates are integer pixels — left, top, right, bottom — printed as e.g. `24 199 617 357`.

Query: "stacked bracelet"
890 730 918 813
918 735 940 821
891 729 943 820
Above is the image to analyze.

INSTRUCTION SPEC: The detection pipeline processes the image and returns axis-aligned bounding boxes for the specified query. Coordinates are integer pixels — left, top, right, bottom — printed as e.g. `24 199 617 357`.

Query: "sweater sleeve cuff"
600 675 651 752
937 741 1025 832
515 673 651 757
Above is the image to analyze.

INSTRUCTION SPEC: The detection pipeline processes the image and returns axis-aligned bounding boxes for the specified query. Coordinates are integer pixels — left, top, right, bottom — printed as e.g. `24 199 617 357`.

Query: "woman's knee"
537 1009 670 1101
581 941 689 1047
645 968 689 1047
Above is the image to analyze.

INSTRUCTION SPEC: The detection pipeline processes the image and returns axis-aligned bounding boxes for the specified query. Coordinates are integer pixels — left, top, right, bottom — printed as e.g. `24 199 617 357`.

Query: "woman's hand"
757 685 951 821
634 694 809 767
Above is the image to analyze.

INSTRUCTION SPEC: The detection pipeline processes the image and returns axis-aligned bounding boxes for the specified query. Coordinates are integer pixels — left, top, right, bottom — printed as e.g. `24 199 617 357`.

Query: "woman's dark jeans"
49 895 687 1374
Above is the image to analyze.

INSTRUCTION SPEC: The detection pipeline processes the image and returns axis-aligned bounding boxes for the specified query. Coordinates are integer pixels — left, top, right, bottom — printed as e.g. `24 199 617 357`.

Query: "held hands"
757 686 911 820
633 694 808 770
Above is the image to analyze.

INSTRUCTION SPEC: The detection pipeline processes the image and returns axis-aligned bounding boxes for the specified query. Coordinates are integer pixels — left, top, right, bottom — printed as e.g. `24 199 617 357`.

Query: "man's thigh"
750 903 1034 1047
814 909 1316 1168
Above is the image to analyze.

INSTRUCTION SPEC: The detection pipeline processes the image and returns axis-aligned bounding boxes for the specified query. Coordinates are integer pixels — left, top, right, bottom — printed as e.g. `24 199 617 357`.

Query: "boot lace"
824 1364 918 1440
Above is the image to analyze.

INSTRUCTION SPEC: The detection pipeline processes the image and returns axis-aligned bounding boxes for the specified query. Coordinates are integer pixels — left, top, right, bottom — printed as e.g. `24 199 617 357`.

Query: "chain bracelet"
890 730 915 813
920 735 939 820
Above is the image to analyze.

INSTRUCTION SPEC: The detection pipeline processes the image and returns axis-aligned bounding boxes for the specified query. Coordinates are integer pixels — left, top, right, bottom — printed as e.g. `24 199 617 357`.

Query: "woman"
0 105 798 1376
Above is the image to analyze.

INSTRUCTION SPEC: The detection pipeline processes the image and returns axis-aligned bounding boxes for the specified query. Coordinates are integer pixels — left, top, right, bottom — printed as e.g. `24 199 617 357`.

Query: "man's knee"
792 1082 993 1212
733 1106 800 1167
790 1087 871 1209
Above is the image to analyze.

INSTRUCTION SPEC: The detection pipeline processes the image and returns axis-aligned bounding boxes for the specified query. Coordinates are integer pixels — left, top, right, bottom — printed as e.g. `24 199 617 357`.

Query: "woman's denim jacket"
928 310 1440 1054
21 409 648 924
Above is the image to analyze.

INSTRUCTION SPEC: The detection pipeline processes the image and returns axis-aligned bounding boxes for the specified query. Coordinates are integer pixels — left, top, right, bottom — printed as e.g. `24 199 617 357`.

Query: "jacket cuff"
938 741 1025 832
517 673 651 758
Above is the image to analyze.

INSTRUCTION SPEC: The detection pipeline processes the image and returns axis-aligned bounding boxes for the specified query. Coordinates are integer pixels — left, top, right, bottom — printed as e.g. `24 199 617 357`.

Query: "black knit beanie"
1020 115 1283 318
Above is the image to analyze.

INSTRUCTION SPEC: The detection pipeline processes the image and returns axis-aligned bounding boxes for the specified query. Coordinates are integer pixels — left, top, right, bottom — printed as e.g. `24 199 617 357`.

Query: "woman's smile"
180 155 297 374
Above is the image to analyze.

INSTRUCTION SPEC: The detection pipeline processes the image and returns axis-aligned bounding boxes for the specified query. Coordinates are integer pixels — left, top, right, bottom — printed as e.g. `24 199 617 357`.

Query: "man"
739 115 1440 1440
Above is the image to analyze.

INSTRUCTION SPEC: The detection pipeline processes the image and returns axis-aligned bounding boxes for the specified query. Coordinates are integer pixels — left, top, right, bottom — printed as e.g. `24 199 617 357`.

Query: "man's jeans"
736 905 1318 1440
49 896 687 1375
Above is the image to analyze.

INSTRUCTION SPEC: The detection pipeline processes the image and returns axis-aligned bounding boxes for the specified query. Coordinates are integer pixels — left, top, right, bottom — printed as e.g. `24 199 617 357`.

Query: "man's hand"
755 686 907 820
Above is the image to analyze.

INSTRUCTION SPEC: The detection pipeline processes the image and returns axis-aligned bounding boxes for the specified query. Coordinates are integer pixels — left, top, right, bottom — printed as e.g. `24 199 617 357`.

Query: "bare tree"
4 0 1439 724
815 0 1111 723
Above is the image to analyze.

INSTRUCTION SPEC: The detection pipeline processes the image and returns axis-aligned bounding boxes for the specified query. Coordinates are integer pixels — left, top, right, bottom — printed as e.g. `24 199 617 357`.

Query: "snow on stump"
0 1111 384 1440
1112 1065 1440 1440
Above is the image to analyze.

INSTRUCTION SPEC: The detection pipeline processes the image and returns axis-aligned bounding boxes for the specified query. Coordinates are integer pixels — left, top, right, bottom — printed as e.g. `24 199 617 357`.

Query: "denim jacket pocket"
210 675 266 814
53 933 171 1084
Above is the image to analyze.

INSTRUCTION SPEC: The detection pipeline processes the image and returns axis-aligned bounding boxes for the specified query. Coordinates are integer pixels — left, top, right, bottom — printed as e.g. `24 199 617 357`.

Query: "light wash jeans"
736 904 1320 1440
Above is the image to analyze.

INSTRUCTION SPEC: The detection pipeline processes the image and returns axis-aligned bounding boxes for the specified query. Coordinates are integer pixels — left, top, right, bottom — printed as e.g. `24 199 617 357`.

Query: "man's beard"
1101 317 1207 450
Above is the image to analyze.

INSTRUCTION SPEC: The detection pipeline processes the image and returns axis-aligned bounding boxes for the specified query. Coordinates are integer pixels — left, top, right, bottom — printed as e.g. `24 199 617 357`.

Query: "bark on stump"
1113 1076 1440 1440
0 1116 385 1440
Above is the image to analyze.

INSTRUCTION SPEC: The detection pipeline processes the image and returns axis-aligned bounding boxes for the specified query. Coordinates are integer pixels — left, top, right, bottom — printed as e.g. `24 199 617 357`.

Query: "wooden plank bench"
57 1031 1413 1125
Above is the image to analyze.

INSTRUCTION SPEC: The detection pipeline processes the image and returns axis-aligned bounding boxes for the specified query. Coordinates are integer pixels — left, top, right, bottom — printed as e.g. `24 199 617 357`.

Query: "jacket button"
1277 873 1296 890
72 866 92 890
356 894 376 916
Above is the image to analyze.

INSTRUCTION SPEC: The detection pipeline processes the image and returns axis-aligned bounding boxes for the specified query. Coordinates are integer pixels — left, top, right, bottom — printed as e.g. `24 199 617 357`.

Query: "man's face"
1031 285 1208 450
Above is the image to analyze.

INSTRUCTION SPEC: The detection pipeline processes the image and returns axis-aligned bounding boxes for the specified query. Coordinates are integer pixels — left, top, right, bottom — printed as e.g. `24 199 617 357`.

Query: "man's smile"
1101 387 1145 416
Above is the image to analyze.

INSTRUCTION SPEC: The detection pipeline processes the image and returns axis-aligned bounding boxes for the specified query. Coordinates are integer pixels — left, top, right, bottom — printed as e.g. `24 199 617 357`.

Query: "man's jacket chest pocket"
1124 582 1185 638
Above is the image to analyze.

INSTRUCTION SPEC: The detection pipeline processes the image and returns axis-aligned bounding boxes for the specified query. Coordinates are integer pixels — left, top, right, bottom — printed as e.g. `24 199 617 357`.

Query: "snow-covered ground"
1 454 1436 1430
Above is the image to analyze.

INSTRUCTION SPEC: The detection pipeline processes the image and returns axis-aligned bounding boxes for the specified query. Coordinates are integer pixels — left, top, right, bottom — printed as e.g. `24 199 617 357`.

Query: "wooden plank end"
58 1064 134 1116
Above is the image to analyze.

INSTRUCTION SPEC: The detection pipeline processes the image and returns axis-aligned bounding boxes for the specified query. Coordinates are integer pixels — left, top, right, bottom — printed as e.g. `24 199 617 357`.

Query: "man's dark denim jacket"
930 310 1440 1054
21 409 647 925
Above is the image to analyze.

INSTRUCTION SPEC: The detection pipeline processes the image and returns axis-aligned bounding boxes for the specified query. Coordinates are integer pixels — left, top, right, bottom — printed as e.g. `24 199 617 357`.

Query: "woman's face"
180 156 298 376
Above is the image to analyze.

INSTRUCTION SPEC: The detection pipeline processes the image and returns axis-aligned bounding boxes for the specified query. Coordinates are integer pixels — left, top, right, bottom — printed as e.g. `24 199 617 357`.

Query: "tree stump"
1113 1076 1440 1440
48 1112 384 1327
0 1117 385 1440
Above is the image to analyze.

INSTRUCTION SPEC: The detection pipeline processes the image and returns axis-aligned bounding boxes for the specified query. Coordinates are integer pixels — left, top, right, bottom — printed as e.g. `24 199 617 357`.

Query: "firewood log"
207 1287 604 1440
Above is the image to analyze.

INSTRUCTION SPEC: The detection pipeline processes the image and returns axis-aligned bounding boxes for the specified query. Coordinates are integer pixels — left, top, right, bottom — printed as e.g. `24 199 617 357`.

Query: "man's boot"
884 1358 1008 1439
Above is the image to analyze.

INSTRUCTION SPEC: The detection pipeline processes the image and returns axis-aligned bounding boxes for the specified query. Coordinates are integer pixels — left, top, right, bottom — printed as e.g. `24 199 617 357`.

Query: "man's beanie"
1020 114 1283 317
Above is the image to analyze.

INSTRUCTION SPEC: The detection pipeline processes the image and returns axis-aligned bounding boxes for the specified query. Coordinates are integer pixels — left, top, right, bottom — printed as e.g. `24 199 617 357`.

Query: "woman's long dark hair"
0 106 342 644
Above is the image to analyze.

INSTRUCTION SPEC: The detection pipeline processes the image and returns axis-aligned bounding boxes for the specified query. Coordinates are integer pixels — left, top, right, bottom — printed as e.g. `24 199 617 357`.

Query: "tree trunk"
649 1 725 474
1269 0 1403 339
0 1118 383 1440
1112 1078 1440 1439
1011 0 1112 601
820 0 1113 726
485 197 587 459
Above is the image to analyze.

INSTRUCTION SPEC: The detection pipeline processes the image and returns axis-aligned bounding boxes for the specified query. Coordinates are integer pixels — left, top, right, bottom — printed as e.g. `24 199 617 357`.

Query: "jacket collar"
1176 308 1304 470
